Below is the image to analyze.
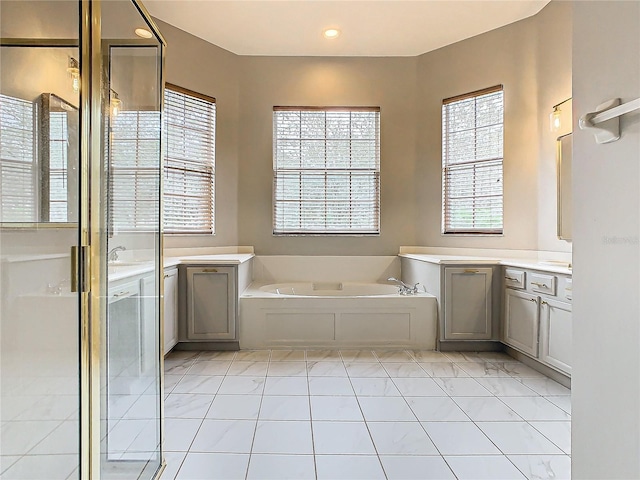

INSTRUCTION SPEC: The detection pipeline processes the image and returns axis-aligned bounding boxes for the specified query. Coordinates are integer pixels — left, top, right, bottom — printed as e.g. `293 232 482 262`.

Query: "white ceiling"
145 0 550 57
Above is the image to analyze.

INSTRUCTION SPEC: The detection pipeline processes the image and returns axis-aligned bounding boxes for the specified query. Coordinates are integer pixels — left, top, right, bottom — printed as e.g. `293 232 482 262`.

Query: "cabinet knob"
541 300 548 306
164 274 170 279
529 298 538 303
531 282 548 288
505 276 519 281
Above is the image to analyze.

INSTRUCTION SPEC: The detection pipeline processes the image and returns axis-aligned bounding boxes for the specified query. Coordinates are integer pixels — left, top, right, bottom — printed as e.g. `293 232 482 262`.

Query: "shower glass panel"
0 1 164 479
100 1 163 479
0 1 81 478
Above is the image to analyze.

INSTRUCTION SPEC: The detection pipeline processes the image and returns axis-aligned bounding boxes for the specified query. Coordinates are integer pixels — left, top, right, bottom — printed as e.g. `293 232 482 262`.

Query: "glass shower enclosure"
0 1 165 478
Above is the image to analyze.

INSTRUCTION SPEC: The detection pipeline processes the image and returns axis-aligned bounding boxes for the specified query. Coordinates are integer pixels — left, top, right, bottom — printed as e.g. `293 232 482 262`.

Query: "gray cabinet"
443 267 493 340
503 288 539 357
163 267 178 355
185 266 237 341
540 298 572 375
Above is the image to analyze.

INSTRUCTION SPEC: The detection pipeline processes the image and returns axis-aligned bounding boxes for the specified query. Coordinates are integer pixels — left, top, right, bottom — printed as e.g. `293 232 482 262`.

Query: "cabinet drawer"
563 278 572 301
504 268 525 289
529 273 556 296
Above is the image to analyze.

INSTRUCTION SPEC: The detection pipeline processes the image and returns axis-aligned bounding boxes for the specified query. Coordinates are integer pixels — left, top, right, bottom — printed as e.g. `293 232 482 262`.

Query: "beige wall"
156 1 572 255
156 19 241 249
237 56 419 255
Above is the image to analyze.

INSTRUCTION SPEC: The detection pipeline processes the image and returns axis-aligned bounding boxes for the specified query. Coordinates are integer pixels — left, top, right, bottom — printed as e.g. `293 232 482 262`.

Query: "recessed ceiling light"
323 28 341 39
135 28 153 39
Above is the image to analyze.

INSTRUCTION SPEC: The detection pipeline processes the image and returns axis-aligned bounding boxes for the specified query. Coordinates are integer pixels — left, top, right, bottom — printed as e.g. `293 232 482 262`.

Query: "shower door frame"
81 0 167 478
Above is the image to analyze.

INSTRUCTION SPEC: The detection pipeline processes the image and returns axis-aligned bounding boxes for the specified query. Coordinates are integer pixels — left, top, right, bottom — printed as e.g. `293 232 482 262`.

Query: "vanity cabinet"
502 267 572 376
163 267 179 355
184 266 237 341
443 267 493 340
503 289 539 356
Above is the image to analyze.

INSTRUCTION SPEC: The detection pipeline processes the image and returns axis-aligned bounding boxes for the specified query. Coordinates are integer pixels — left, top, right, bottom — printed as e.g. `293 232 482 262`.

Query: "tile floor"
160 349 571 480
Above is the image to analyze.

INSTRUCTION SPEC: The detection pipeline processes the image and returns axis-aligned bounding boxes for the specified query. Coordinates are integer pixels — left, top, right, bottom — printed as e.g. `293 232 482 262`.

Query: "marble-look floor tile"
433 377 492 397
190 419 256 454
307 361 348 377
419 362 469 378
30 420 79 455
444 455 526 479
259 396 310 421
507 454 571 480
477 422 564 455
312 421 376 454
263 376 308 396
367 421 438 455
175 452 249 480
163 418 202 452
315 455 385 480
422 422 500 455
207 395 262 420
308 377 354 396
406 396 470 422
457 362 509 378
442 352 483 363
227 361 269 376
234 350 271 362
0 420 61 455
392 377 446 397
530 421 571 454
452 396 522 421
374 350 414 362
305 350 342 361
519 378 571 396
500 397 571 421
344 362 388 378
475 377 539 396
310 396 363 421
546 395 572 414
409 350 451 363
382 363 428 378
350 377 401 396
357 396 416 422
172 375 223 395
165 394 213 419
493 361 546 378
269 350 306 362
475 351 516 362
159 451 186 480
164 374 183 394
186 361 231 376
380 455 456 479
252 421 313 454
1 454 78 480
267 362 307 377
246 454 315 480
196 351 237 362
340 350 377 362
217 376 265 395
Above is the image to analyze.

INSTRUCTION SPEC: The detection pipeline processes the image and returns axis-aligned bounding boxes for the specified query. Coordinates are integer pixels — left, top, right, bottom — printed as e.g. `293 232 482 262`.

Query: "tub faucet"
108 245 126 262
388 277 420 295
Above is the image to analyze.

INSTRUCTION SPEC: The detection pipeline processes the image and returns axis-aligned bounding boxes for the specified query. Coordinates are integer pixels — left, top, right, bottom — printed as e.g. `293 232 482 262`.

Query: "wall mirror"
0 92 78 224
557 132 572 241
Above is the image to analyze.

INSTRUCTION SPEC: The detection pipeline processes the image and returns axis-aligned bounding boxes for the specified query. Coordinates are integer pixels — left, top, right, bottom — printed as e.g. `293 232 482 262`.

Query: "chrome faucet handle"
107 245 127 262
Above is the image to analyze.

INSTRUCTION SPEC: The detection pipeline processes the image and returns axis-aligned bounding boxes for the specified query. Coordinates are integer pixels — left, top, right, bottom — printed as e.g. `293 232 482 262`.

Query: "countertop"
399 253 572 275
109 253 254 282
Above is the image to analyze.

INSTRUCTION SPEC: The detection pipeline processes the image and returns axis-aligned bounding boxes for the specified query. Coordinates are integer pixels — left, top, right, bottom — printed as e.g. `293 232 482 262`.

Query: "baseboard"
438 340 503 352
174 341 240 351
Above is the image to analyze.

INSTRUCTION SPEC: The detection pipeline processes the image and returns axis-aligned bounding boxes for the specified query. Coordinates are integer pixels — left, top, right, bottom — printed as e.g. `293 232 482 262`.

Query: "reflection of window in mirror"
0 93 37 222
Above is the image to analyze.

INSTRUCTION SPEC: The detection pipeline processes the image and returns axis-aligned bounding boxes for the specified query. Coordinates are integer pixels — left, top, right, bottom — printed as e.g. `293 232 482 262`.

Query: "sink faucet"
388 277 421 295
108 245 126 262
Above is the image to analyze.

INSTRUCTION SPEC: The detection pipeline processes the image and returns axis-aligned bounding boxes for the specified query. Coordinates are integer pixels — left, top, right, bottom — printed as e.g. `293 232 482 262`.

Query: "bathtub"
239 281 438 349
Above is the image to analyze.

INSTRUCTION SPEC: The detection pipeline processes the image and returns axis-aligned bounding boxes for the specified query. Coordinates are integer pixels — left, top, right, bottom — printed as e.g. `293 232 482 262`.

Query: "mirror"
557 133 572 241
0 92 78 224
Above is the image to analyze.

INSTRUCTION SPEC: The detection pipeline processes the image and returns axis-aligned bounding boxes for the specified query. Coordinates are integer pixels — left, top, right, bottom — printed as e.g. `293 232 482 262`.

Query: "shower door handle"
71 245 90 293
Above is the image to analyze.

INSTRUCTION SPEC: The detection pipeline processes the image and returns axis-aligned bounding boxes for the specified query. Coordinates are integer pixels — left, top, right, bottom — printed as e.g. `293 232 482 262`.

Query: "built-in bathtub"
239 280 438 350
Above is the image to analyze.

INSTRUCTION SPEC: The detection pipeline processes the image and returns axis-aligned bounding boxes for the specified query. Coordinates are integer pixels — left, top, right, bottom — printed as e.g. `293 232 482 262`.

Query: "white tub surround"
239 256 438 350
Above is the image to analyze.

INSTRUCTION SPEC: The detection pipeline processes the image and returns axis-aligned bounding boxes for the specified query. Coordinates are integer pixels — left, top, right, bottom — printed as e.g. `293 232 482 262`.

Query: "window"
442 86 504 234
0 94 36 222
164 84 216 234
273 107 380 235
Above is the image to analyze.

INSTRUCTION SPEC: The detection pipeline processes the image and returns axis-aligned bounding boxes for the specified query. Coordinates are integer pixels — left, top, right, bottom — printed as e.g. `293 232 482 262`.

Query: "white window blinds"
442 86 504 234
273 107 380 235
0 94 36 222
164 84 216 234
48 110 69 222
109 110 161 232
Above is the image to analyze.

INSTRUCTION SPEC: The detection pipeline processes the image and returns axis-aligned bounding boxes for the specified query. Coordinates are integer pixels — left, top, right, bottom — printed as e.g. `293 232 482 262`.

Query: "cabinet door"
540 298 572 374
108 279 142 378
503 289 539 356
186 266 237 340
444 267 493 340
163 268 179 355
